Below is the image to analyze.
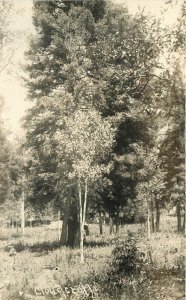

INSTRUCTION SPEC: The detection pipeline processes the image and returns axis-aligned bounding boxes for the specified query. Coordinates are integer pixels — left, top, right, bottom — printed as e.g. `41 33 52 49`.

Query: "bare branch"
0 50 14 74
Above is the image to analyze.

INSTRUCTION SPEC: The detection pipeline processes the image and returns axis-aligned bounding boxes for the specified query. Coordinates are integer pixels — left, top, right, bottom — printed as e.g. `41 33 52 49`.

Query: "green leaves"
55 108 115 182
23 0 185 228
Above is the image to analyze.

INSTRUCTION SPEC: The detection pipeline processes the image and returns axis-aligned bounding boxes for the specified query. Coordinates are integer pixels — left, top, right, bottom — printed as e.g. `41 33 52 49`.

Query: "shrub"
91 232 148 299
110 232 145 276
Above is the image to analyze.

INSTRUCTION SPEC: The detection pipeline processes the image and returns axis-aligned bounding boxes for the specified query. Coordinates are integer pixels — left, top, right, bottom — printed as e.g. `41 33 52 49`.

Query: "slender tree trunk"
58 210 61 242
82 178 88 244
99 212 103 235
60 207 68 245
116 212 120 234
155 198 161 232
77 178 88 261
150 200 155 233
176 202 182 233
83 178 88 226
21 190 25 236
151 212 155 233
182 214 185 234
60 187 72 245
182 203 185 234
147 203 150 238
86 197 90 221
109 215 114 234
155 209 160 232
78 178 84 264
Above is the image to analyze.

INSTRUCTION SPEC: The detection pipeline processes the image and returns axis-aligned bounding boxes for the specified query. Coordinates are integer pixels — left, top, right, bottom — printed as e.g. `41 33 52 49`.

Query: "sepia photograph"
0 0 185 299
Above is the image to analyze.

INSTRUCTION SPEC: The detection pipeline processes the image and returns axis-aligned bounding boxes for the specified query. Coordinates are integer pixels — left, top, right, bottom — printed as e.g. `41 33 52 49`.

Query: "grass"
0 215 185 300
138 232 185 269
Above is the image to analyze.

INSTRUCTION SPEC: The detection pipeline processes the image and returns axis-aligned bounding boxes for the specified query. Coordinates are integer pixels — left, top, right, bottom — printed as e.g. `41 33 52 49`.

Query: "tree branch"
0 51 14 74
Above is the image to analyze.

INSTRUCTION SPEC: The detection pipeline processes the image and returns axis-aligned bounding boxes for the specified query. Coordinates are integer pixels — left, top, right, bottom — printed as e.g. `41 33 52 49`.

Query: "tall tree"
0 0 20 222
0 98 11 205
159 65 185 232
86 6 169 226
0 0 14 75
55 108 115 262
24 0 173 241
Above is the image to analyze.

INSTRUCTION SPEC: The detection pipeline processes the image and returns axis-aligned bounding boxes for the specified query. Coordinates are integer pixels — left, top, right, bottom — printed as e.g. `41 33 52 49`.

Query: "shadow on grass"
0 235 9 241
4 238 112 254
0 232 20 241
0 232 32 241
4 240 61 254
84 239 109 247
84 233 123 247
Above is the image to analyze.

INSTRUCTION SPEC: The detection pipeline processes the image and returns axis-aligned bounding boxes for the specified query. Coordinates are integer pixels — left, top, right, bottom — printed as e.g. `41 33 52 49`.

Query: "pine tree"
159 65 185 232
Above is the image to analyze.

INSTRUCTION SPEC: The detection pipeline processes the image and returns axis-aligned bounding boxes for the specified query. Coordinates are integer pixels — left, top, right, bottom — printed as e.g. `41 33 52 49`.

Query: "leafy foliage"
55 108 115 182
23 0 185 234
0 99 11 205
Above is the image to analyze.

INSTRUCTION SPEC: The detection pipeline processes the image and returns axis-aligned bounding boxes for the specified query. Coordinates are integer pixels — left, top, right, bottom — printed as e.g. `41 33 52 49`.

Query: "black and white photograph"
0 0 185 299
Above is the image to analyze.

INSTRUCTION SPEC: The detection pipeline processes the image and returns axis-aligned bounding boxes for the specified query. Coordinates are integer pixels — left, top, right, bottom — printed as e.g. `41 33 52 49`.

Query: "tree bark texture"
150 200 155 233
68 217 79 247
116 212 120 234
147 203 150 238
155 198 160 232
21 190 25 236
78 178 89 263
176 202 182 233
58 210 61 242
78 179 84 264
99 212 103 235
109 216 114 234
182 214 185 234
60 187 72 245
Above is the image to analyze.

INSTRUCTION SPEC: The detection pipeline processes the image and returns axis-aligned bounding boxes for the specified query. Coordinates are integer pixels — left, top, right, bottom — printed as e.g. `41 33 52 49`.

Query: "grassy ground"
0 215 185 300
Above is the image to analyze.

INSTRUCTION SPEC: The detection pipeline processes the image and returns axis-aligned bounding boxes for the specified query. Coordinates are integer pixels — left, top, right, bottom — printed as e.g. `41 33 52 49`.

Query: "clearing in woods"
0 215 185 300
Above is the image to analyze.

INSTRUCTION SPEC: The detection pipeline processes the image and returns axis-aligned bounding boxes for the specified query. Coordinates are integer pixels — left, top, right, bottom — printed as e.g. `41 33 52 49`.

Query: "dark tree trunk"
74 228 80 248
57 210 60 241
99 212 103 235
155 209 160 232
150 200 155 233
147 204 150 238
109 216 114 234
182 213 185 234
116 212 120 234
151 212 155 233
84 224 89 236
155 198 161 232
60 208 69 245
67 218 79 248
176 202 182 233
60 187 72 245
16 221 19 232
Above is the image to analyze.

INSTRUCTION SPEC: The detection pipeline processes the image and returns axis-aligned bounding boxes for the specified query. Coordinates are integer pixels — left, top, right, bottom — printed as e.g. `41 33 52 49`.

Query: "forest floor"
0 216 185 300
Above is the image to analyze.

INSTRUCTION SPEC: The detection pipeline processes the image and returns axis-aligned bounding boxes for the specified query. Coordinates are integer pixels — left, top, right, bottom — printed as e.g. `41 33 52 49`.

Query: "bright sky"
0 0 183 139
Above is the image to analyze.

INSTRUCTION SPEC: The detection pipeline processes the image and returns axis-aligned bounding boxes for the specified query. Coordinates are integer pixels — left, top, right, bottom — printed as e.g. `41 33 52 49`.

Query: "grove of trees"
0 0 185 262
